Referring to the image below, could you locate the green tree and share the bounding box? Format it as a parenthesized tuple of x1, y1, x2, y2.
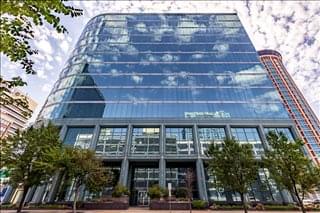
(207, 138, 259, 213)
(54, 147, 112, 213)
(263, 131, 320, 213)
(0, 0, 82, 108)
(0, 123, 62, 213)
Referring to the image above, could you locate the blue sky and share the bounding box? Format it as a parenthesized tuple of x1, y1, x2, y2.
(1, 0, 319, 121)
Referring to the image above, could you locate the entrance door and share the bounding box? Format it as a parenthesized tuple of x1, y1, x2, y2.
(130, 166, 159, 206)
(137, 191, 149, 206)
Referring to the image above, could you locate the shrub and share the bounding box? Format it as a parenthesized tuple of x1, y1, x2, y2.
(215, 205, 244, 210)
(174, 187, 188, 198)
(254, 203, 265, 210)
(111, 184, 129, 197)
(264, 204, 299, 211)
(148, 185, 168, 199)
(192, 200, 208, 209)
(161, 187, 169, 198)
(35, 204, 69, 209)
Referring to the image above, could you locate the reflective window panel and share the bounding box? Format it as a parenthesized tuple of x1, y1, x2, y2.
(64, 127, 94, 149)
(39, 14, 290, 120)
(166, 127, 194, 155)
(95, 127, 127, 156)
(204, 166, 283, 203)
(131, 127, 160, 155)
(231, 127, 264, 157)
(198, 127, 226, 155)
(264, 127, 294, 141)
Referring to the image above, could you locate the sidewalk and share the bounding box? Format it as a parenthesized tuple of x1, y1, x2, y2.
(0, 209, 302, 213)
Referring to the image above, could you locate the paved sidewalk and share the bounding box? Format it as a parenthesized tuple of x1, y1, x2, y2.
(0, 209, 302, 213)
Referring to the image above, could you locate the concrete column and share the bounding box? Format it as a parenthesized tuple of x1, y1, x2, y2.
(159, 124, 166, 188)
(46, 172, 61, 203)
(281, 189, 294, 204)
(31, 185, 46, 204)
(89, 125, 100, 150)
(159, 157, 166, 188)
(24, 186, 36, 203)
(257, 124, 269, 150)
(2, 185, 14, 203)
(59, 125, 68, 141)
(124, 124, 133, 156)
(160, 124, 165, 155)
(119, 124, 132, 187)
(119, 159, 129, 186)
(193, 124, 201, 156)
(225, 124, 232, 140)
(196, 158, 208, 201)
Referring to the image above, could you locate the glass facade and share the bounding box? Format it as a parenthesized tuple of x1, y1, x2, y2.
(95, 127, 127, 156)
(198, 127, 226, 155)
(205, 167, 283, 203)
(33, 14, 301, 206)
(64, 127, 94, 148)
(39, 14, 289, 120)
(231, 128, 264, 157)
(130, 167, 159, 206)
(259, 50, 320, 163)
(131, 127, 160, 155)
(264, 127, 294, 141)
(166, 127, 194, 155)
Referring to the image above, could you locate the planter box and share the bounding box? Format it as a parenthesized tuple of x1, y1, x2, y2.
(150, 200, 190, 210)
(82, 196, 129, 210)
(82, 201, 129, 210)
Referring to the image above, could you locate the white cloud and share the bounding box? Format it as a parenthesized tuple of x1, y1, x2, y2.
(161, 76, 178, 86)
(110, 69, 120, 76)
(60, 40, 70, 53)
(34, 39, 53, 55)
(55, 56, 62, 63)
(191, 54, 204, 59)
(175, 19, 206, 42)
(230, 65, 268, 86)
(135, 22, 148, 32)
(162, 54, 173, 62)
(1, 1, 319, 121)
(213, 43, 229, 58)
(41, 83, 52, 93)
(132, 75, 143, 84)
(36, 69, 47, 79)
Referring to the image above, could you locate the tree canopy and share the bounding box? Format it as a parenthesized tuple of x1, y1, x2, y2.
(0, 123, 62, 212)
(263, 131, 320, 213)
(207, 138, 259, 213)
(0, 0, 82, 109)
(53, 147, 112, 213)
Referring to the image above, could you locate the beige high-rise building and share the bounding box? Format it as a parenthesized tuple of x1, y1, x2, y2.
(0, 87, 37, 138)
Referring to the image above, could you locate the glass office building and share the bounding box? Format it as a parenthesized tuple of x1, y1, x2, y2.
(35, 13, 298, 205)
(259, 50, 320, 164)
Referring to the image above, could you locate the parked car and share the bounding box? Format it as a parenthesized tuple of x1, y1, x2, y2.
(302, 199, 314, 205)
(313, 199, 320, 204)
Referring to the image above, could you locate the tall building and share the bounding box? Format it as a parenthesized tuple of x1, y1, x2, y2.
(258, 50, 320, 164)
(35, 13, 299, 205)
(0, 87, 37, 138)
(0, 87, 37, 203)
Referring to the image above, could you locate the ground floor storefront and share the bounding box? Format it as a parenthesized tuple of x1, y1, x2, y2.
(1, 120, 306, 206)
(0, 209, 308, 213)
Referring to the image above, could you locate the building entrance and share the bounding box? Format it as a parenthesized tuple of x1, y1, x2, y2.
(137, 190, 149, 206)
(129, 163, 159, 206)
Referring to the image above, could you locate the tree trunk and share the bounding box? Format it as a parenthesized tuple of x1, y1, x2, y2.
(240, 193, 248, 213)
(189, 197, 192, 213)
(16, 185, 29, 213)
(293, 186, 306, 213)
